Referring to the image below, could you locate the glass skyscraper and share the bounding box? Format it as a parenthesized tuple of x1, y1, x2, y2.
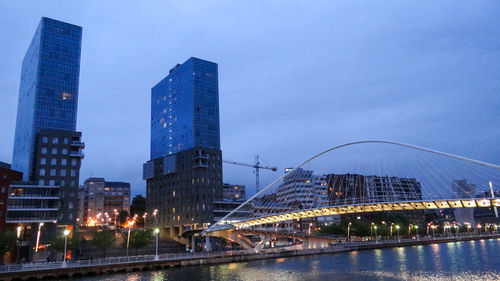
(12, 17, 82, 180)
(150, 57, 220, 159)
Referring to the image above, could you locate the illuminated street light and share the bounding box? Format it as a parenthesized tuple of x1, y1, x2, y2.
(415, 225, 419, 241)
(126, 220, 135, 257)
(35, 223, 44, 253)
(154, 228, 160, 260)
(347, 222, 352, 242)
(374, 225, 378, 244)
(396, 225, 400, 242)
(62, 229, 70, 267)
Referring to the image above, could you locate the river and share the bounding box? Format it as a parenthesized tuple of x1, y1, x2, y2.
(78, 238, 500, 281)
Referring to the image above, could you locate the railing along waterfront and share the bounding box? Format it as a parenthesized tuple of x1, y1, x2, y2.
(0, 233, 498, 273)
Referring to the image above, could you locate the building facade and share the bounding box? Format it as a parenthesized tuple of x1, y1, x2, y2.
(0, 162, 23, 230)
(8, 17, 83, 260)
(452, 179, 476, 225)
(78, 178, 130, 227)
(12, 17, 82, 181)
(145, 57, 223, 239)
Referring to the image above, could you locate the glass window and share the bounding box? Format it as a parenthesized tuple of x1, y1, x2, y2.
(40, 169, 45, 176)
(40, 158, 46, 165)
(51, 158, 57, 165)
(61, 159, 67, 166)
(52, 137, 58, 144)
(70, 169, 76, 176)
(62, 148, 68, 155)
(41, 147, 47, 154)
(61, 180, 65, 186)
(64, 138, 69, 144)
(42, 137, 48, 144)
(49, 180, 55, 186)
(50, 169, 56, 176)
(38, 180, 44, 185)
(61, 169, 66, 176)
(51, 148, 57, 155)
(71, 159, 77, 166)
(68, 202, 74, 209)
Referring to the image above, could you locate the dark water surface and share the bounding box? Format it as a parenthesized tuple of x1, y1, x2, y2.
(78, 238, 500, 281)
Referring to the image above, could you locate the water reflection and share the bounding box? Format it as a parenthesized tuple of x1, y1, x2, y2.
(77, 240, 500, 281)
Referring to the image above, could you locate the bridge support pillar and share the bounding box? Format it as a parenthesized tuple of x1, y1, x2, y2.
(205, 236, 212, 251)
(190, 235, 195, 253)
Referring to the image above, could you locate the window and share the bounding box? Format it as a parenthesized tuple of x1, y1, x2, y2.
(40, 169, 46, 176)
(50, 169, 56, 176)
(68, 202, 74, 209)
(52, 137, 58, 144)
(42, 137, 48, 144)
(61, 180, 65, 186)
(70, 169, 76, 176)
(40, 158, 46, 165)
(61, 159, 67, 166)
(49, 180, 55, 186)
(64, 138, 69, 144)
(38, 180, 44, 185)
(51, 148, 57, 155)
(61, 169, 66, 176)
(41, 147, 47, 154)
(70, 180, 75, 187)
(71, 159, 77, 166)
(51, 158, 57, 165)
(62, 148, 68, 155)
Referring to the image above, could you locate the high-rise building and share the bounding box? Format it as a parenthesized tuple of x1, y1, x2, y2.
(78, 178, 131, 227)
(12, 17, 82, 180)
(145, 57, 223, 241)
(8, 17, 83, 260)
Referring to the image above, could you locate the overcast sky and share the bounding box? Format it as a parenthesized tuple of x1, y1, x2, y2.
(1, 1, 499, 197)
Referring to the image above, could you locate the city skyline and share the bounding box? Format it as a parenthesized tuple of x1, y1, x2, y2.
(1, 1, 500, 197)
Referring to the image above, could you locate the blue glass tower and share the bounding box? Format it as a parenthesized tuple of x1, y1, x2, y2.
(150, 57, 220, 159)
(12, 17, 82, 180)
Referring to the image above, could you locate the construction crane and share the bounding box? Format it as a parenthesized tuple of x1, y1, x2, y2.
(223, 155, 278, 193)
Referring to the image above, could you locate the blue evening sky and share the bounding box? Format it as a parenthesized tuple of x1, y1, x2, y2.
(0, 1, 499, 196)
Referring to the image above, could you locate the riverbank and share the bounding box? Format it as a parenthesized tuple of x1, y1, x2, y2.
(1, 234, 499, 281)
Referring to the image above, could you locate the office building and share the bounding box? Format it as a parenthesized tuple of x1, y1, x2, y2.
(222, 183, 246, 202)
(8, 17, 83, 260)
(0, 162, 23, 230)
(78, 178, 131, 226)
(145, 57, 223, 240)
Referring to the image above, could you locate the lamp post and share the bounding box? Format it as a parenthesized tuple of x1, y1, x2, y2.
(415, 225, 419, 241)
(408, 224, 413, 239)
(347, 222, 352, 242)
(308, 223, 312, 235)
(35, 223, 44, 253)
(16, 226, 22, 263)
(62, 229, 70, 267)
(153, 209, 158, 226)
(126, 220, 135, 257)
(154, 228, 160, 260)
(431, 225, 436, 239)
(396, 225, 400, 242)
(390, 222, 394, 239)
(477, 224, 482, 236)
(374, 225, 378, 244)
(370, 222, 374, 240)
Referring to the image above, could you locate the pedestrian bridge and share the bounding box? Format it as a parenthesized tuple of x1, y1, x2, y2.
(204, 140, 500, 244)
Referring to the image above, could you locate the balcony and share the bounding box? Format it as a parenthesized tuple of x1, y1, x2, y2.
(69, 151, 85, 158)
(70, 140, 85, 148)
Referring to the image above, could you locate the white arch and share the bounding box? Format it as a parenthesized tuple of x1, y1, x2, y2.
(206, 140, 500, 233)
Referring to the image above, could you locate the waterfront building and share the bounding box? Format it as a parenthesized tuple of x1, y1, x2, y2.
(0, 162, 23, 230)
(144, 57, 223, 240)
(222, 184, 246, 202)
(276, 169, 328, 209)
(8, 17, 83, 260)
(78, 178, 131, 227)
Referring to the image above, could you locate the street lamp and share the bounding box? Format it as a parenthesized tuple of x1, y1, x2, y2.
(370, 222, 374, 240)
(431, 225, 436, 239)
(396, 225, 400, 242)
(153, 209, 158, 226)
(62, 229, 70, 267)
(374, 225, 378, 244)
(35, 223, 44, 253)
(308, 223, 312, 235)
(390, 222, 394, 238)
(154, 228, 160, 260)
(126, 220, 135, 257)
(415, 225, 419, 241)
(347, 222, 352, 242)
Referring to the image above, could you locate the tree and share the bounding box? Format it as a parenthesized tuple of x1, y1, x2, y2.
(126, 230, 153, 255)
(118, 210, 129, 225)
(130, 195, 146, 216)
(50, 235, 66, 254)
(0, 231, 16, 263)
(90, 230, 116, 258)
